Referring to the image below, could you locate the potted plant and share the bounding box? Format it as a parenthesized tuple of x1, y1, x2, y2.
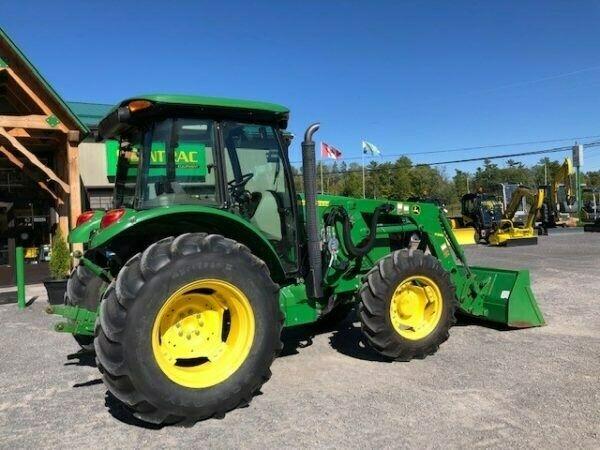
(44, 229, 70, 305)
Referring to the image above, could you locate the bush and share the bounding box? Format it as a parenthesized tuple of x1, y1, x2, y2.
(49, 228, 70, 280)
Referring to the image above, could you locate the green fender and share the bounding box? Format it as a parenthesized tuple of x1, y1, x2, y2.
(89, 205, 287, 281)
(68, 210, 104, 244)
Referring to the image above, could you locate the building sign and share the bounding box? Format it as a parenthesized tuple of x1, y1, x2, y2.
(105, 140, 207, 179)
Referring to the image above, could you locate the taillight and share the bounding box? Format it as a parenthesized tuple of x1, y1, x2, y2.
(100, 209, 125, 229)
(76, 210, 95, 227)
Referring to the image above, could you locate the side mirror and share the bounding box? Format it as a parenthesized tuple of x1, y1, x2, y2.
(117, 106, 131, 123)
(281, 131, 294, 151)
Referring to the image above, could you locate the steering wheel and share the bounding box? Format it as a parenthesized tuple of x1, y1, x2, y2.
(228, 172, 254, 192)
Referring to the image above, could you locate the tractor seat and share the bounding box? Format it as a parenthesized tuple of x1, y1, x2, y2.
(250, 191, 282, 241)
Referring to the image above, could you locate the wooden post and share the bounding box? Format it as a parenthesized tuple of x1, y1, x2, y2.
(66, 137, 84, 256)
(54, 137, 70, 239)
(67, 138, 81, 229)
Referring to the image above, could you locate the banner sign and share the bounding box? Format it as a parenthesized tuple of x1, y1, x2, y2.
(105, 140, 207, 178)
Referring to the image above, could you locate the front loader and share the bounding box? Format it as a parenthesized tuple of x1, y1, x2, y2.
(48, 95, 544, 425)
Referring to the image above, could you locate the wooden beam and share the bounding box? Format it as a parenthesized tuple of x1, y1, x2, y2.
(4, 67, 69, 132)
(66, 140, 81, 229)
(0, 115, 57, 130)
(7, 128, 31, 138)
(4, 85, 34, 114)
(67, 130, 80, 144)
(0, 145, 63, 204)
(0, 126, 70, 193)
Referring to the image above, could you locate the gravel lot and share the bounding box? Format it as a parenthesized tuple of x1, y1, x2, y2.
(0, 231, 598, 449)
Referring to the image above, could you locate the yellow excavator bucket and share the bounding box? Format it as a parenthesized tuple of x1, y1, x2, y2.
(450, 226, 477, 246)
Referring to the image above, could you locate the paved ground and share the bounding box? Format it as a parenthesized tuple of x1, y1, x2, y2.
(0, 232, 598, 449)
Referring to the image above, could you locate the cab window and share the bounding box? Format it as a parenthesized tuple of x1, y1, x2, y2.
(222, 122, 296, 269)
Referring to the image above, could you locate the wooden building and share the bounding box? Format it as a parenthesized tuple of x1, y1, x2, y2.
(0, 28, 91, 263)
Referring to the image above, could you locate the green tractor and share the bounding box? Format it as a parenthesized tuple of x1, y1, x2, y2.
(49, 94, 545, 425)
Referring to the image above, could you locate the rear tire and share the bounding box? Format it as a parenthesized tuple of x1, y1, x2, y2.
(359, 249, 457, 361)
(65, 264, 107, 351)
(95, 233, 283, 425)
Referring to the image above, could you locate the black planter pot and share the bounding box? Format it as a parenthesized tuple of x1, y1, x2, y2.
(44, 279, 68, 305)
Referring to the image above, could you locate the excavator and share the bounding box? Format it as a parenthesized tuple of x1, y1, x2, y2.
(488, 186, 545, 246)
(540, 158, 577, 229)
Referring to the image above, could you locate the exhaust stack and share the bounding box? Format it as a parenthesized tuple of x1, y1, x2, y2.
(301, 123, 323, 298)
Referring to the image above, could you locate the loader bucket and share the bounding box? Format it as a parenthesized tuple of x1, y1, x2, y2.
(461, 266, 545, 328)
(451, 227, 477, 246)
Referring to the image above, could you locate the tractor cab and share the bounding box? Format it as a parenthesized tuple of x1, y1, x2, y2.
(99, 95, 299, 270)
(460, 192, 502, 240)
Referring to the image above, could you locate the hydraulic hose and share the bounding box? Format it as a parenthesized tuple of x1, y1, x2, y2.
(326, 204, 393, 258)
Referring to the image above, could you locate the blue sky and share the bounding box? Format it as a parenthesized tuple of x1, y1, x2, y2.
(3, 1, 600, 172)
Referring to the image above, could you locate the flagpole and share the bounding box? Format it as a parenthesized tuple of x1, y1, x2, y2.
(320, 142, 324, 194)
(362, 141, 366, 199)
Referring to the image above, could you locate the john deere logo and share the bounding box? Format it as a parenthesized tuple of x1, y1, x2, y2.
(411, 205, 421, 215)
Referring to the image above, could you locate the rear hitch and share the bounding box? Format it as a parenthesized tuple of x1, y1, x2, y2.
(46, 304, 97, 336)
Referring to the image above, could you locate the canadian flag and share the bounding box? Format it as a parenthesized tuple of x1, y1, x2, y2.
(321, 142, 342, 160)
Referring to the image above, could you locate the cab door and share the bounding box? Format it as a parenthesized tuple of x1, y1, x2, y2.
(221, 121, 298, 272)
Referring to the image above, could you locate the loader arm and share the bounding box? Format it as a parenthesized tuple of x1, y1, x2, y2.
(525, 188, 545, 229)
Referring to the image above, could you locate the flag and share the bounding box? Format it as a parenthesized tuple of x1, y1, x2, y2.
(321, 142, 342, 160)
(362, 140, 381, 156)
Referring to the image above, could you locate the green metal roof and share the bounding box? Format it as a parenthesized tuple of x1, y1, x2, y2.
(120, 94, 289, 115)
(67, 101, 113, 128)
(0, 27, 89, 134)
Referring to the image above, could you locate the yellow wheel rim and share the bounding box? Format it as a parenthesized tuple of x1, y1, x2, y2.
(389, 275, 443, 341)
(152, 279, 255, 388)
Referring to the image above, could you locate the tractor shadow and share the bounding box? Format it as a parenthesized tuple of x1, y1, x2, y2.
(280, 307, 391, 363)
(281, 308, 516, 362)
(64, 349, 97, 367)
(328, 321, 392, 363)
(280, 326, 315, 357)
(104, 391, 258, 429)
(454, 312, 512, 331)
(105, 392, 164, 430)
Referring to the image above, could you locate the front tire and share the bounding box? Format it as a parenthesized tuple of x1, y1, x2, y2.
(359, 249, 457, 361)
(95, 233, 283, 425)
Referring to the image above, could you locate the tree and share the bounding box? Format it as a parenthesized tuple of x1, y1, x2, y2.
(49, 229, 70, 280)
(453, 169, 471, 198)
(584, 170, 600, 187)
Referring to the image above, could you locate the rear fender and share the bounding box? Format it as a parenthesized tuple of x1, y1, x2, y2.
(89, 206, 286, 282)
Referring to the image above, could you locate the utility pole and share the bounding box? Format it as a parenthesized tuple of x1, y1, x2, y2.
(466, 175, 470, 193)
(572, 144, 583, 220)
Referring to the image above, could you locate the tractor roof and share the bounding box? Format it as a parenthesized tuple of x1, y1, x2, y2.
(118, 94, 290, 115)
(97, 94, 290, 139)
